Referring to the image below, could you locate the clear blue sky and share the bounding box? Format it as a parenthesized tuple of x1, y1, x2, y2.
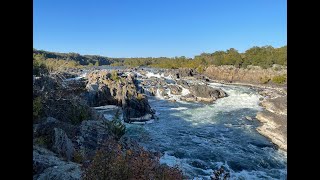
(33, 0, 287, 58)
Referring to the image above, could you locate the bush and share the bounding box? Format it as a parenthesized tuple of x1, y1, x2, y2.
(272, 75, 287, 84)
(69, 102, 92, 125)
(73, 149, 84, 164)
(33, 59, 48, 76)
(110, 70, 120, 81)
(33, 96, 42, 121)
(34, 135, 50, 147)
(82, 138, 184, 180)
(109, 110, 126, 140)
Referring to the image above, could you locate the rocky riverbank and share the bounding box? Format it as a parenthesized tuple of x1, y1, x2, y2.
(33, 69, 185, 179)
(256, 91, 287, 151)
(204, 65, 287, 85)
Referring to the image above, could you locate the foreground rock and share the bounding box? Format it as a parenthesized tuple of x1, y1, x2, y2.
(256, 95, 287, 151)
(33, 146, 81, 180)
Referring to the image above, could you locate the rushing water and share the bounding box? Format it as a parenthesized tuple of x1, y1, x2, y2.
(124, 72, 287, 179)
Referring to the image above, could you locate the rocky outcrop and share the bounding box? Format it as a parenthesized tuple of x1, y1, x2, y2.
(85, 70, 155, 123)
(260, 96, 287, 116)
(204, 65, 287, 85)
(256, 95, 287, 151)
(123, 95, 155, 123)
(174, 68, 195, 78)
(33, 146, 81, 180)
(52, 128, 75, 161)
(168, 84, 182, 95)
(190, 84, 226, 100)
(137, 69, 227, 103)
(78, 120, 112, 158)
(33, 117, 78, 150)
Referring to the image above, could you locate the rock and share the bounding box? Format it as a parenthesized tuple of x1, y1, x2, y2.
(123, 97, 155, 123)
(36, 163, 81, 180)
(260, 96, 287, 116)
(180, 94, 197, 102)
(204, 65, 287, 85)
(33, 146, 81, 180)
(189, 84, 227, 102)
(173, 68, 195, 78)
(256, 110, 287, 151)
(52, 128, 75, 161)
(78, 120, 112, 158)
(33, 117, 77, 146)
(168, 84, 182, 95)
(176, 80, 190, 88)
(85, 70, 155, 122)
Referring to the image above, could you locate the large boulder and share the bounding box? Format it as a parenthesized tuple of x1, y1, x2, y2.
(123, 96, 155, 123)
(33, 146, 81, 180)
(174, 68, 195, 78)
(78, 120, 112, 159)
(168, 84, 182, 95)
(33, 117, 78, 148)
(190, 84, 227, 99)
(52, 128, 75, 161)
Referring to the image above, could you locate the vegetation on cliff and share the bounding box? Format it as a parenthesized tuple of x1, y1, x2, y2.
(34, 45, 286, 71)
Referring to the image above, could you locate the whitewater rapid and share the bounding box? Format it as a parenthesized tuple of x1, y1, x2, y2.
(123, 70, 287, 179)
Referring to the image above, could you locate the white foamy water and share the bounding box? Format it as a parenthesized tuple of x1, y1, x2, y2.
(146, 72, 163, 78)
(181, 86, 190, 96)
(123, 70, 287, 179)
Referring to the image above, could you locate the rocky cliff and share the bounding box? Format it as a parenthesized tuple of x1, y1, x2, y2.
(85, 70, 155, 122)
(256, 91, 287, 151)
(204, 65, 287, 85)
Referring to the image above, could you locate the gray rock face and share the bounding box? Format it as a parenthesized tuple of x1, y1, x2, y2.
(190, 85, 226, 99)
(52, 128, 75, 161)
(204, 65, 287, 85)
(33, 117, 77, 150)
(33, 146, 81, 180)
(168, 84, 182, 95)
(256, 110, 287, 151)
(123, 97, 155, 123)
(260, 96, 287, 116)
(85, 70, 155, 122)
(256, 95, 287, 151)
(78, 120, 111, 158)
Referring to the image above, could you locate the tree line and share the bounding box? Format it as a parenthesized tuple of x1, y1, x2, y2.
(34, 45, 286, 70)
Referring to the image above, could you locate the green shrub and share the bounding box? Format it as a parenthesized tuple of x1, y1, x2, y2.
(109, 110, 125, 140)
(73, 149, 84, 163)
(69, 104, 91, 125)
(33, 96, 42, 121)
(110, 70, 120, 81)
(272, 75, 287, 84)
(34, 135, 50, 147)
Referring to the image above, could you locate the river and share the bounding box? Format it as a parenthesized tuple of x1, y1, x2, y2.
(123, 71, 287, 179)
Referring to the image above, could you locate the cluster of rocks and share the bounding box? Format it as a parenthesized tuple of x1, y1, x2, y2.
(137, 69, 227, 103)
(33, 115, 113, 179)
(84, 70, 155, 123)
